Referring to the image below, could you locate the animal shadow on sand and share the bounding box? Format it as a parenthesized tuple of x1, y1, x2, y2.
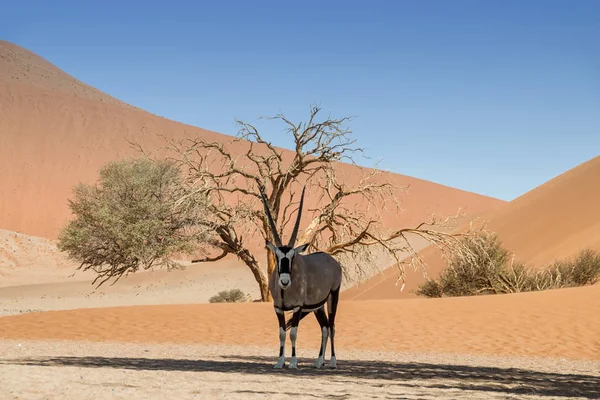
(3, 354, 598, 399)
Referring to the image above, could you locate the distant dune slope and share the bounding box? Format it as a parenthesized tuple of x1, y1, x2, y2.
(481, 155, 600, 266)
(0, 40, 138, 110)
(345, 155, 600, 300)
(0, 229, 83, 287)
(1, 41, 505, 293)
(0, 40, 503, 242)
(1, 284, 598, 360)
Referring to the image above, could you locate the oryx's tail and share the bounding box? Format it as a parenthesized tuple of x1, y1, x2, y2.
(284, 311, 311, 331)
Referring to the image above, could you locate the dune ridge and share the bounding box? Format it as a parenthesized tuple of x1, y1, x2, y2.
(0, 40, 139, 110)
(344, 155, 600, 300)
(1, 41, 503, 244)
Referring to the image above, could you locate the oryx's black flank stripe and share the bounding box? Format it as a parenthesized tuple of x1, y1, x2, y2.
(284, 294, 330, 330)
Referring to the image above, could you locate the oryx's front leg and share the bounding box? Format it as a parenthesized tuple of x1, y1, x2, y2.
(274, 307, 286, 368)
(288, 306, 302, 369)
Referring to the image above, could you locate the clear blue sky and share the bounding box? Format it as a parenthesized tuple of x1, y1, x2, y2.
(3, 0, 599, 201)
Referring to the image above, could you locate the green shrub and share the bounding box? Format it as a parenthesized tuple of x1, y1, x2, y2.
(416, 234, 600, 298)
(209, 289, 252, 303)
(57, 158, 208, 287)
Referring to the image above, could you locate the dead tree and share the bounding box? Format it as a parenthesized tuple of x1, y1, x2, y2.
(135, 105, 487, 301)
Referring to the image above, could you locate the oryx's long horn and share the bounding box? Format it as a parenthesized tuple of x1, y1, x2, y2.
(287, 186, 306, 247)
(258, 182, 282, 246)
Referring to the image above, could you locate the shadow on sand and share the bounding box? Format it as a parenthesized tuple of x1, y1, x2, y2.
(2, 354, 598, 398)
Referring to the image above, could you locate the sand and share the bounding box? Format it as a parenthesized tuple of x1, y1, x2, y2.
(2, 284, 599, 398)
(2, 284, 599, 361)
(1, 340, 598, 400)
(0, 259, 262, 316)
(2, 284, 598, 398)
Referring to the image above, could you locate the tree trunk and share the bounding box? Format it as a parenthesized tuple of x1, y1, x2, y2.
(267, 251, 277, 280)
(238, 248, 271, 302)
(264, 251, 278, 302)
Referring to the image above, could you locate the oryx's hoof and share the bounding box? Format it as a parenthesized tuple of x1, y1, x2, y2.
(328, 356, 337, 369)
(313, 356, 324, 369)
(273, 357, 285, 369)
(288, 357, 298, 369)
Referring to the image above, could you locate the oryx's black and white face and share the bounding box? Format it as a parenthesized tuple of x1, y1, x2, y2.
(266, 242, 309, 290)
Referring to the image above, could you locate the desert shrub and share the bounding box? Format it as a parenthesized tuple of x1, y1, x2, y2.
(416, 233, 513, 297)
(549, 249, 600, 286)
(416, 234, 600, 298)
(57, 158, 209, 287)
(209, 289, 251, 303)
(415, 279, 443, 298)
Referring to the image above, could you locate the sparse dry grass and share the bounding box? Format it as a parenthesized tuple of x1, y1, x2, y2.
(417, 234, 600, 298)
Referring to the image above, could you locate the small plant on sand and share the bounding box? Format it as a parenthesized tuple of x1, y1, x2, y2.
(57, 158, 210, 287)
(209, 288, 252, 303)
(416, 233, 600, 298)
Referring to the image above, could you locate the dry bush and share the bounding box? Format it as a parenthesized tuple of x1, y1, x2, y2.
(57, 158, 211, 287)
(548, 249, 600, 286)
(209, 289, 252, 303)
(416, 234, 600, 298)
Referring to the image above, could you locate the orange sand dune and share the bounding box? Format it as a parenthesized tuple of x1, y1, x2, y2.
(1, 40, 505, 293)
(481, 155, 600, 266)
(1, 284, 598, 360)
(0, 40, 503, 243)
(344, 155, 600, 301)
(0, 40, 138, 110)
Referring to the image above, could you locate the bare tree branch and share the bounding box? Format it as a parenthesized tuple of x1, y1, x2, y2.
(123, 104, 486, 301)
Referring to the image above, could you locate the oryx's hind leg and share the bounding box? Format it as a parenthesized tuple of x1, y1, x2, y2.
(273, 308, 286, 368)
(327, 287, 340, 368)
(288, 307, 303, 369)
(313, 306, 329, 368)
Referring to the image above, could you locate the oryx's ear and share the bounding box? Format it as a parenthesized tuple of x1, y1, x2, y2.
(293, 243, 310, 254)
(266, 240, 278, 254)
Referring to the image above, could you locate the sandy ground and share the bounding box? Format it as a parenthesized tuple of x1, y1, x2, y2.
(0, 263, 260, 316)
(0, 229, 266, 315)
(2, 284, 599, 361)
(1, 340, 598, 399)
(0, 229, 86, 287)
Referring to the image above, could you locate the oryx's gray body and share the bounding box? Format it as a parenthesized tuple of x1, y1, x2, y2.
(269, 251, 341, 313)
(258, 183, 342, 369)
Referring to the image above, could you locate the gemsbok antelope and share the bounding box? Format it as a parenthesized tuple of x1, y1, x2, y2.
(258, 183, 342, 369)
